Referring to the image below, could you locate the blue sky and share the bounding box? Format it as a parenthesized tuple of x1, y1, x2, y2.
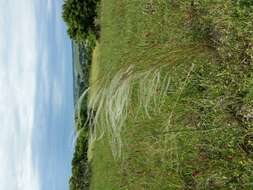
(0, 0, 74, 189)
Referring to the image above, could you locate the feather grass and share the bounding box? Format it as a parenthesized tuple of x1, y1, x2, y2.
(87, 64, 172, 158)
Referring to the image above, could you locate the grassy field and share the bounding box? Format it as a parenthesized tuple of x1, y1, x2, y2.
(88, 1, 253, 189)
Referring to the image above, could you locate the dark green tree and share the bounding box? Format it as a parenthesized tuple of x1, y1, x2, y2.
(62, 0, 98, 42)
(69, 130, 90, 190)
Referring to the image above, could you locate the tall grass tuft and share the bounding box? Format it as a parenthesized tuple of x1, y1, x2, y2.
(87, 64, 172, 158)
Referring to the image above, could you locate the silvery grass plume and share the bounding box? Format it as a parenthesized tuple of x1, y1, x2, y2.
(87, 64, 171, 159)
(72, 88, 89, 144)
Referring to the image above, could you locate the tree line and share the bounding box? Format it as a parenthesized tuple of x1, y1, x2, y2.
(62, 0, 100, 189)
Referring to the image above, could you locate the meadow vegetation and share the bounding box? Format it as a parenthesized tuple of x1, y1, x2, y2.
(64, 0, 253, 189)
(89, 0, 253, 189)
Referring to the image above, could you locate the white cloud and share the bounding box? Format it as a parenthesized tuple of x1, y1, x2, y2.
(47, 0, 53, 14)
(0, 0, 41, 189)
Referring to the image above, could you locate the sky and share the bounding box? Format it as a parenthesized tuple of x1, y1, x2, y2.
(0, 0, 75, 190)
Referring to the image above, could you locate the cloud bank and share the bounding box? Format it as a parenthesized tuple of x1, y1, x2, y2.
(0, 0, 40, 189)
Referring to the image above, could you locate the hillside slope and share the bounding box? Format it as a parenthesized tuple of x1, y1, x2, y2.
(88, 1, 253, 189)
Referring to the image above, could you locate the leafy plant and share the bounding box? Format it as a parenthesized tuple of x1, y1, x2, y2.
(62, 0, 99, 42)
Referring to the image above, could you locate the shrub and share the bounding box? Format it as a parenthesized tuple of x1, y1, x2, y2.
(62, 0, 99, 42)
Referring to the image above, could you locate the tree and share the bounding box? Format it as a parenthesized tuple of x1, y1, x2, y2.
(62, 0, 98, 42)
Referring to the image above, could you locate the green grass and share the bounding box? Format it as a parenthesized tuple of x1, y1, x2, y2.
(87, 0, 253, 189)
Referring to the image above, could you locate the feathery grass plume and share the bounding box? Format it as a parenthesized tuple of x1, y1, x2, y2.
(87, 64, 172, 159)
(138, 67, 171, 118)
(76, 88, 90, 122)
(87, 65, 135, 158)
(70, 88, 91, 151)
